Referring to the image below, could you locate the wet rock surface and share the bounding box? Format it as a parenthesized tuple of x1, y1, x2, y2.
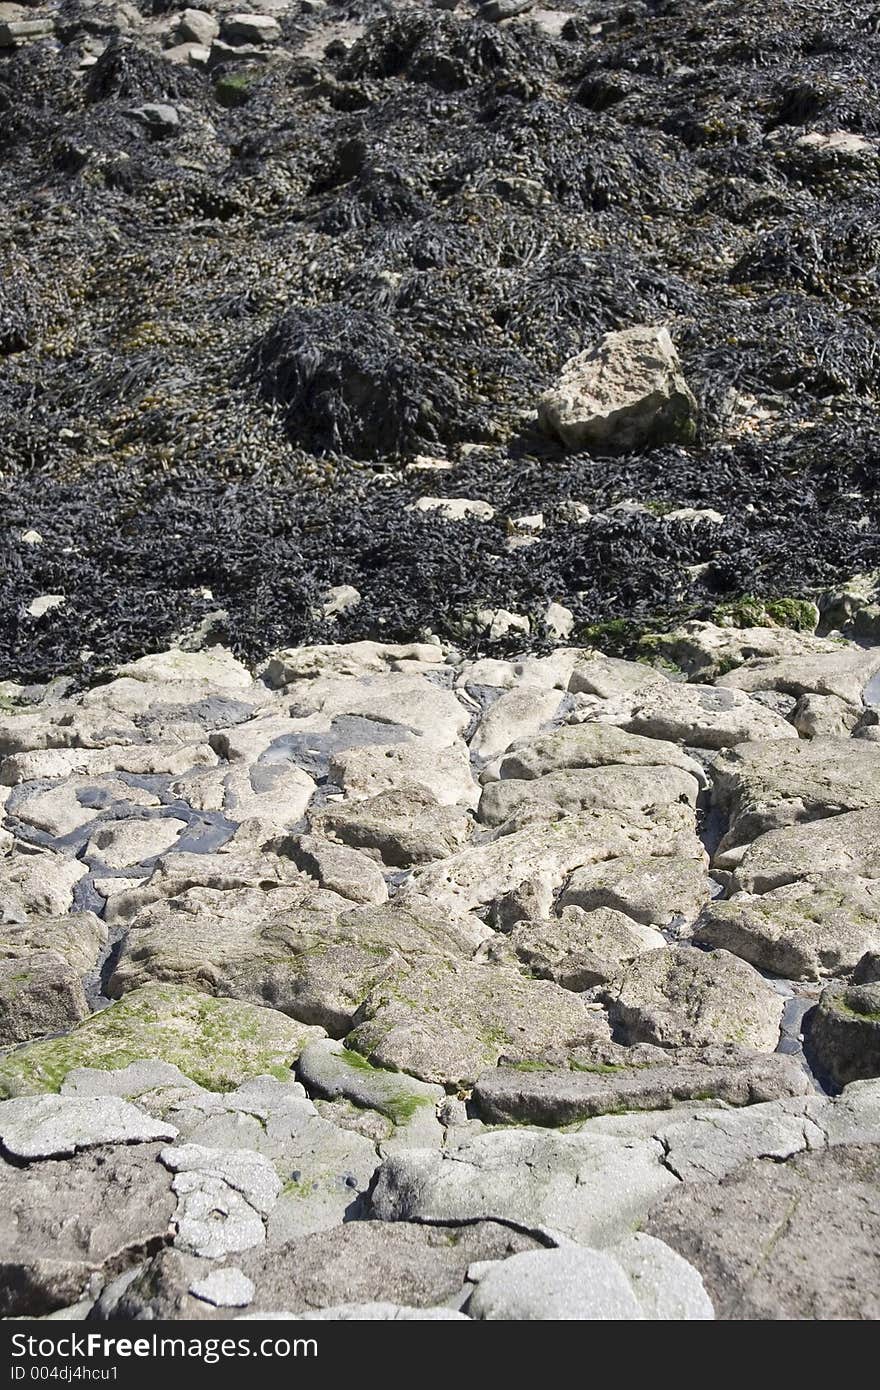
(2, 629, 880, 1319)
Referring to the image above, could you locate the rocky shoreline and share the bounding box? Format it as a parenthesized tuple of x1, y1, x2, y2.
(2, 627, 880, 1320)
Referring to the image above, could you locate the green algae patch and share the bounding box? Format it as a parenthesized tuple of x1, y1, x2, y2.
(711, 595, 819, 632)
(0, 982, 324, 1097)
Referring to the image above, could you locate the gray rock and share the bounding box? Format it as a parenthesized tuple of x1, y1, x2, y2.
(733, 809, 880, 893)
(0, 1095, 177, 1159)
(694, 876, 880, 981)
(0, 849, 87, 918)
(650, 621, 832, 682)
(566, 654, 669, 700)
(161, 1143, 281, 1257)
(820, 1078, 880, 1145)
(256, 1302, 470, 1319)
(537, 327, 697, 453)
(190, 1267, 254, 1308)
(472, 1051, 811, 1126)
(287, 835, 388, 905)
(0, 952, 89, 1044)
(0, 912, 107, 974)
(716, 645, 880, 706)
(0, 983, 322, 1098)
(310, 786, 472, 867)
(558, 855, 711, 928)
(0, 17, 54, 45)
(792, 693, 861, 738)
(469, 685, 563, 761)
(597, 947, 783, 1051)
(109, 893, 485, 1035)
(617, 683, 798, 749)
(131, 103, 180, 133)
(477, 765, 699, 829)
(370, 1127, 678, 1246)
(0, 1143, 176, 1317)
(503, 906, 665, 990)
(806, 981, 880, 1086)
(284, 672, 468, 750)
(479, 0, 534, 21)
(328, 740, 477, 808)
(297, 1039, 442, 1137)
(646, 1144, 880, 1319)
(494, 720, 704, 783)
(399, 804, 703, 917)
(656, 1098, 824, 1182)
(222, 12, 281, 43)
(176, 7, 218, 44)
(61, 1060, 199, 1099)
(466, 1246, 643, 1320)
(346, 955, 609, 1086)
(711, 737, 880, 860)
(612, 1232, 714, 1320)
(84, 816, 186, 869)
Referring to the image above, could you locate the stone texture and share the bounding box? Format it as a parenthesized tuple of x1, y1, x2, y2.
(0, 1143, 176, 1317)
(0, 1094, 176, 1159)
(297, 1039, 442, 1139)
(711, 737, 880, 860)
(0, 850, 87, 918)
(466, 1245, 643, 1319)
(494, 720, 705, 783)
(503, 905, 665, 989)
(190, 1267, 254, 1308)
(328, 739, 477, 808)
(733, 809, 880, 893)
(716, 644, 880, 706)
(477, 764, 699, 830)
(597, 947, 783, 1050)
(108, 893, 485, 1035)
(469, 685, 563, 761)
(537, 326, 698, 453)
(311, 786, 472, 867)
(370, 1127, 678, 1246)
(558, 855, 711, 928)
(694, 876, 880, 981)
(0, 912, 106, 974)
(0, 983, 323, 1097)
(646, 1144, 880, 1319)
(616, 683, 798, 748)
(806, 981, 880, 1087)
(346, 955, 608, 1086)
(471, 1051, 811, 1126)
(287, 835, 388, 905)
(84, 816, 186, 869)
(0, 952, 89, 1044)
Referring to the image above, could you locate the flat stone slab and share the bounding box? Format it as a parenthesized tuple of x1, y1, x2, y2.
(0, 1094, 177, 1159)
(646, 1143, 880, 1319)
(472, 1053, 811, 1126)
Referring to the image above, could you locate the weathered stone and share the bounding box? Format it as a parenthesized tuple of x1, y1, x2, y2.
(694, 876, 880, 981)
(161, 1143, 280, 1258)
(250, 1302, 470, 1320)
(13, 775, 160, 838)
(0, 849, 87, 918)
(115, 647, 252, 690)
(287, 835, 388, 904)
(103, 850, 306, 925)
(347, 956, 606, 1086)
(597, 947, 782, 1050)
(170, 761, 315, 828)
(371, 1127, 678, 1246)
(329, 739, 477, 808)
(0, 952, 89, 1044)
(537, 327, 697, 453)
(0, 1094, 176, 1160)
(466, 1245, 643, 1320)
(612, 1232, 714, 1320)
(806, 981, 880, 1086)
(157, 1076, 378, 1240)
(262, 642, 444, 689)
(61, 1060, 200, 1099)
(567, 654, 670, 700)
(651, 621, 833, 682)
(469, 686, 563, 761)
(820, 1078, 880, 1145)
(472, 1050, 810, 1126)
(0, 983, 322, 1097)
(410, 496, 494, 521)
(311, 786, 472, 867)
(190, 1266, 254, 1308)
(792, 693, 861, 738)
(558, 855, 711, 928)
(716, 645, 880, 706)
(655, 1098, 823, 1182)
(399, 804, 703, 916)
(297, 1040, 442, 1136)
(0, 1143, 176, 1317)
(504, 906, 665, 990)
(711, 737, 880, 860)
(477, 765, 699, 829)
(176, 7, 218, 45)
(109, 892, 485, 1035)
(494, 720, 705, 784)
(646, 1144, 880, 1319)
(733, 809, 880, 893)
(284, 674, 468, 749)
(84, 817, 186, 869)
(613, 683, 798, 749)
(222, 12, 281, 43)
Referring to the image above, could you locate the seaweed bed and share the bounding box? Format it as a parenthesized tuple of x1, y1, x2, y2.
(2, 0, 880, 684)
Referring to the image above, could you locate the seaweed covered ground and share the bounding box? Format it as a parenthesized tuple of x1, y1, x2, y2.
(2, 0, 880, 684)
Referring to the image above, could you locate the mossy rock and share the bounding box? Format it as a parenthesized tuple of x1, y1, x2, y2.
(711, 595, 819, 632)
(0, 982, 324, 1097)
(214, 71, 258, 109)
